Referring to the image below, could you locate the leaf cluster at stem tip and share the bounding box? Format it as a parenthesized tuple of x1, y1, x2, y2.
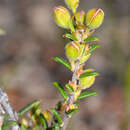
(51, 0, 104, 129)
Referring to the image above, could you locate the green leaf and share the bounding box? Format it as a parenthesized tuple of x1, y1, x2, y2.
(74, 102, 80, 107)
(18, 100, 40, 117)
(21, 124, 28, 130)
(86, 44, 100, 54)
(34, 126, 41, 130)
(53, 56, 71, 70)
(50, 109, 63, 125)
(54, 123, 60, 130)
(65, 84, 74, 93)
(84, 36, 99, 42)
(2, 121, 18, 130)
(56, 101, 62, 110)
(63, 33, 78, 41)
(4, 121, 18, 126)
(1, 123, 7, 130)
(79, 71, 99, 78)
(40, 114, 48, 130)
(78, 91, 97, 100)
(2, 124, 7, 130)
(53, 82, 68, 100)
(2, 114, 9, 121)
(66, 109, 78, 115)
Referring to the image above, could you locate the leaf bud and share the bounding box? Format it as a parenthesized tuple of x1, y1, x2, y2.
(72, 31, 81, 42)
(80, 54, 91, 64)
(76, 66, 83, 77)
(75, 11, 85, 26)
(43, 111, 51, 121)
(80, 44, 91, 64)
(65, 0, 79, 13)
(74, 88, 81, 100)
(66, 103, 76, 112)
(21, 118, 28, 128)
(86, 8, 104, 29)
(65, 42, 81, 61)
(69, 81, 77, 91)
(54, 6, 74, 30)
(80, 69, 95, 89)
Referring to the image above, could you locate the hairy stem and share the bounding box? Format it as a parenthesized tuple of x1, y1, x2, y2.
(61, 60, 80, 130)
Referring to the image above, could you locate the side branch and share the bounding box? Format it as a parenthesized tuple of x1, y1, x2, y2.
(0, 87, 20, 130)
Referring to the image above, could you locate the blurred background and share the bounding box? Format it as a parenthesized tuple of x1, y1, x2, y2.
(0, 0, 129, 130)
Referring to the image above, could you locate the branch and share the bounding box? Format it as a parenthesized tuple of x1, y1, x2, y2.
(61, 60, 80, 130)
(0, 87, 20, 130)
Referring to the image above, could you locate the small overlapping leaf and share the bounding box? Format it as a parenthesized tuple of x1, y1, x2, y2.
(86, 8, 104, 29)
(74, 11, 85, 26)
(65, 42, 81, 61)
(80, 53, 91, 64)
(54, 6, 73, 30)
(65, 0, 79, 13)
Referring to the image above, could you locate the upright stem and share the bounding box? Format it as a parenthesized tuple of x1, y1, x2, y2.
(61, 29, 85, 130)
(72, 60, 80, 83)
(61, 60, 81, 130)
